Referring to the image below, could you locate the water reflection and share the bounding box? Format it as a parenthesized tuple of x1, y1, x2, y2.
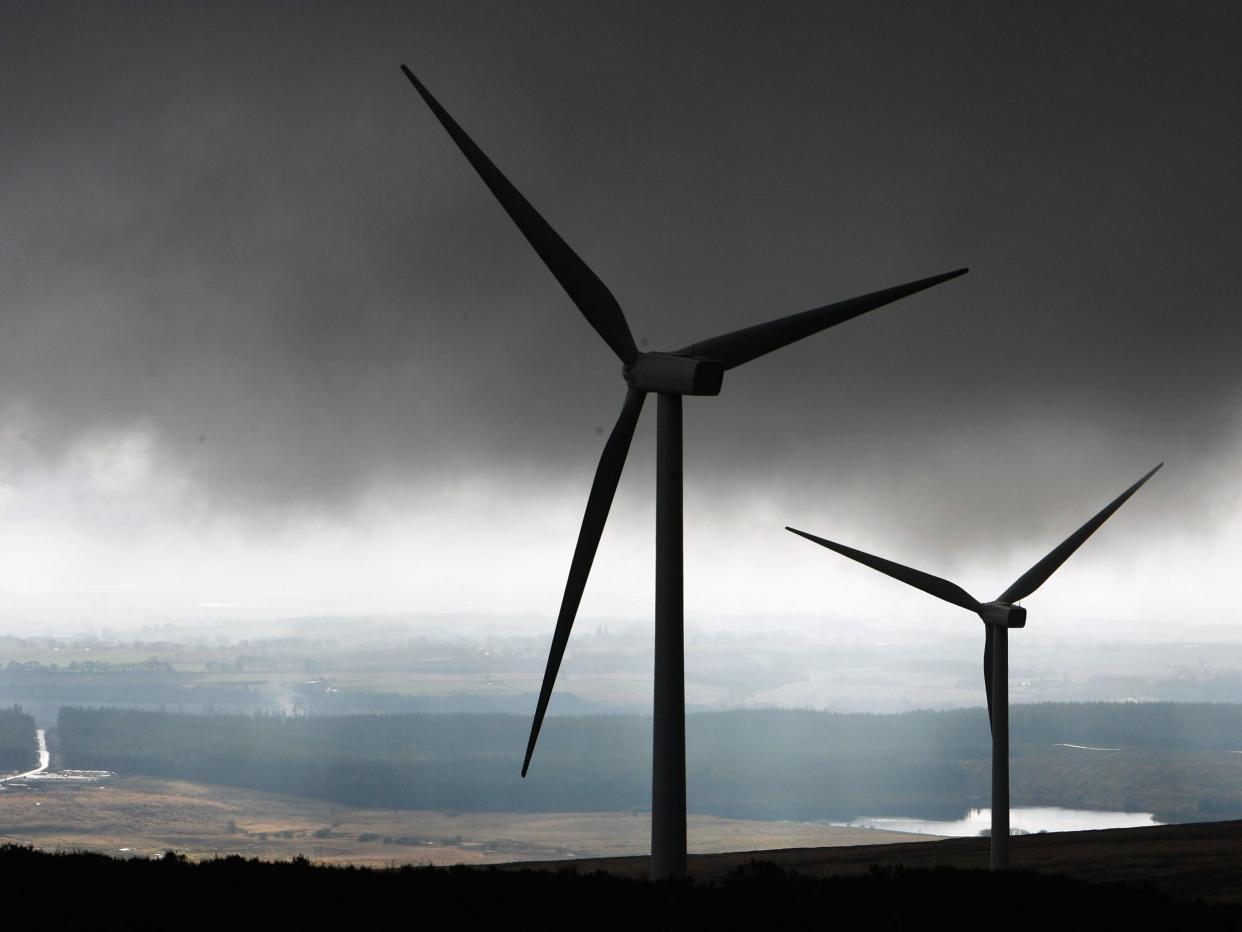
(848, 807, 1160, 837)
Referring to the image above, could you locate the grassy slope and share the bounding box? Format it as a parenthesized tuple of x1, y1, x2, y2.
(515, 818, 1242, 906)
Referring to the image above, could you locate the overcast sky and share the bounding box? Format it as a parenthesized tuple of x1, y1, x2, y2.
(0, 1, 1238, 637)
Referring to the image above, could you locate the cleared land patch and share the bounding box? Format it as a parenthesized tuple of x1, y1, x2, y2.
(0, 775, 936, 866)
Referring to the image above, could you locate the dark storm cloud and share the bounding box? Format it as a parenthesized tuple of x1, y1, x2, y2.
(1, 1, 1239, 546)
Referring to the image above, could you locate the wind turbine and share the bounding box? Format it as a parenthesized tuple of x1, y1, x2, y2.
(400, 65, 967, 879)
(786, 462, 1162, 870)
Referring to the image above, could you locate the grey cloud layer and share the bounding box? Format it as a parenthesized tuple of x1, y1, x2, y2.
(1, 1, 1238, 546)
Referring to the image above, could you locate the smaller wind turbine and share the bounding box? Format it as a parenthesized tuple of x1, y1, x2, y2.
(786, 462, 1162, 870)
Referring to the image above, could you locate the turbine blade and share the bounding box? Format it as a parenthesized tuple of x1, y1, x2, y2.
(983, 626, 994, 735)
(786, 527, 982, 613)
(678, 268, 967, 370)
(522, 389, 646, 776)
(997, 463, 1164, 604)
(401, 66, 639, 365)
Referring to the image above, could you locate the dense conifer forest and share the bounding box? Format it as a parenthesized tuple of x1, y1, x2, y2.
(58, 703, 1242, 822)
(0, 705, 36, 772)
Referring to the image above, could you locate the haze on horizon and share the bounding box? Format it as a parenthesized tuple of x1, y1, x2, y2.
(0, 2, 1238, 645)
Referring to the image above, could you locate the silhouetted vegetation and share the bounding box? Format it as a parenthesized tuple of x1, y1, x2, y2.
(4, 658, 173, 673)
(0, 845, 1235, 928)
(0, 667, 602, 717)
(57, 703, 1242, 822)
(0, 705, 36, 772)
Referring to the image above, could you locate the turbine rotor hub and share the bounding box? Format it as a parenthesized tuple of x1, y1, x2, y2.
(980, 601, 1027, 629)
(624, 352, 724, 396)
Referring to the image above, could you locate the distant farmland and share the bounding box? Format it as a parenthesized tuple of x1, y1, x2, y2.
(0, 774, 932, 865)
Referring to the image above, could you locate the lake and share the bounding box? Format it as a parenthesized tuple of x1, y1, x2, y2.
(847, 807, 1161, 836)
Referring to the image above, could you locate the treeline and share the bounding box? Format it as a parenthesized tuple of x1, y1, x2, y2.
(57, 704, 1242, 822)
(59, 707, 654, 813)
(291, 685, 608, 716)
(0, 705, 36, 773)
(3, 847, 1237, 929)
(0, 670, 265, 708)
(0, 670, 586, 716)
(4, 659, 174, 673)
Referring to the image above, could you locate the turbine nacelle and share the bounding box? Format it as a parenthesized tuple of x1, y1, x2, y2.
(624, 353, 724, 396)
(978, 601, 1027, 629)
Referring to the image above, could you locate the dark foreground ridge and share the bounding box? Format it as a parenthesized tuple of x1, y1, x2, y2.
(513, 818, 1242, 905)
(4, 823, 1241, 930)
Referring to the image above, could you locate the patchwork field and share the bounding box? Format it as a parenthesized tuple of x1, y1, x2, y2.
(0, 776, 936, 866)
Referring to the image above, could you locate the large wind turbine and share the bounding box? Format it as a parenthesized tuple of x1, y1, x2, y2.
(400, 65, 967, 879)
(786, 462, 1162, 870)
